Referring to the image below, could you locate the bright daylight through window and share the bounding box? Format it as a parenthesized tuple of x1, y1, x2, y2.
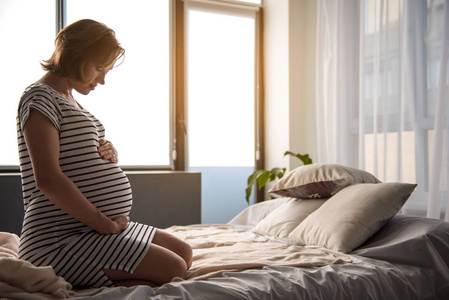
(0, 0, 170, 168)
(0, 0, 55, 166)
(187, 6, 256, 167)
(66, 0, 171, 167)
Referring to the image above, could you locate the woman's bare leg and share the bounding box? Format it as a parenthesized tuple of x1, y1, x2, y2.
(152, 229, 193, 269)
(103, 229, 192, 286)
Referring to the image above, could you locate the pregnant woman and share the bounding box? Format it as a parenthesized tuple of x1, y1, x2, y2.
(16, 19, 192, 288)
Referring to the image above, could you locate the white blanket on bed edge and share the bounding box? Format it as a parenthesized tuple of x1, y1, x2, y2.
(0, 232, 75, 300)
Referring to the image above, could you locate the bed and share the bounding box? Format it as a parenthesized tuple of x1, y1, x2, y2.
(1, 164, 449, 300)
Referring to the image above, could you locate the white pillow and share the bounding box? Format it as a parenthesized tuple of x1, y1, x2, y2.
(288, 183, 417, 253)
(268, 164, 381, 199)
(227, 198, 289, 226)
(252, 198, 326, 238)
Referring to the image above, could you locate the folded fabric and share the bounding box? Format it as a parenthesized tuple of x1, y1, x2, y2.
(0, 232, 75, 299)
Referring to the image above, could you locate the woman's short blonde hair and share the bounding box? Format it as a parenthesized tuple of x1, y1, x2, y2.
(41, 19, 125, 82)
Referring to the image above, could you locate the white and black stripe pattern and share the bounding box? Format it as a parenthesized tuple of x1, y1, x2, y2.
(16, 83, 156, 288)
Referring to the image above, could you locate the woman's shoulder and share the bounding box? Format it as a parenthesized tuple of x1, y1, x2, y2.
(19, 82, 65, 108)
(21, 82, 55, 98)
(17, 82, 65, 130)
(18, 82, 65, 117)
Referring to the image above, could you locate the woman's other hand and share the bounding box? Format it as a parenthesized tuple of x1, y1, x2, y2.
(107, 215, 130, 235)
(98, 139, 119, 163)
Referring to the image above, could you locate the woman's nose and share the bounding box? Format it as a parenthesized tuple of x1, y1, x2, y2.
(98, 73, 106, 85)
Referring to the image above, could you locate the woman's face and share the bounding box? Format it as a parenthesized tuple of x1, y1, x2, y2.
(70, 62, 110, 95)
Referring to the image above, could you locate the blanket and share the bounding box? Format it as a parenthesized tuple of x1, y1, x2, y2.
(0, 226, 351, 299)
(165, 226, 352, 280)
(0, 232, 74, 300)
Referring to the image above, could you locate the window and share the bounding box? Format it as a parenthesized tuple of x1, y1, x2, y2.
(0, 0, 55, 167)
(0, 0, 261, 176)
(184, 0, 260, 222)
(316, 0, 447, 218)
(0, 0, 172, 169)
(186, 4, 256, 167)
(66, 0, 172, 167)
(360, 0, 446, 213)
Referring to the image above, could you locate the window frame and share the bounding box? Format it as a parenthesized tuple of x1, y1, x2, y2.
(175, 0, 263, 174)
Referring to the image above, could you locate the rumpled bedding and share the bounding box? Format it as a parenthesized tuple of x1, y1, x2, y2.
(0, 232, 74, 300)
(3, 211, 449, 300)
(164, 225, 351, 280)
(70, 214, 449, 300)
(0, 226, 351, 299)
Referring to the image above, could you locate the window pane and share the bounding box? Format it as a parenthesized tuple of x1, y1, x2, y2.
(66, 0, 171, 166)
(186, 5, 257, 223)
(0, 0, 55, 166)
(187, 8, 255, 167)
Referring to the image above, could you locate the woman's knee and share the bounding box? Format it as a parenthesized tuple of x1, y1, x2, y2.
(168, 254, 188, 280)
(177, 239, 193, 269)
(104, 242, 189, 286)
(153, 230, 193, 269)
(140, 244, 188, 284)
(151, 251, 188, 284)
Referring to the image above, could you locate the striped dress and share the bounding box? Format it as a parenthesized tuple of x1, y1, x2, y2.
(16, 82, 156, 288)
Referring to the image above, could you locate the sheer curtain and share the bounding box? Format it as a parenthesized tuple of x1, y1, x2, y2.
(316, 0, 449, 220)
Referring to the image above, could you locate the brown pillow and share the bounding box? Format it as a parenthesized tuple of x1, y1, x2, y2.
(268, 164, 381, 199)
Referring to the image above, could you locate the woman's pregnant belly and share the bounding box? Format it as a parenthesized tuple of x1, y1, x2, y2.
(62, 152, 133, 219)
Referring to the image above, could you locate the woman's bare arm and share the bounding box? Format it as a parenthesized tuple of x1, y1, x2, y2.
(23, 108, 128, 235)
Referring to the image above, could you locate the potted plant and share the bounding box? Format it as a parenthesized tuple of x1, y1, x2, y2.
(245, 151, 313, 204)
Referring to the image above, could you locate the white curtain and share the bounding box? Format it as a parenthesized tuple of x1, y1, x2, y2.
(316, 0, 449, 220)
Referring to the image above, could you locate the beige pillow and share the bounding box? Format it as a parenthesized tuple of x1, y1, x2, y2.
(252, 198, 326, 238)
(287, 183, 417, 253)
(268, 163, 381, 199)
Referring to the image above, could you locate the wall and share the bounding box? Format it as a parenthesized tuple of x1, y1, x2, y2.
(264, 0, 318, 172)
(263, 0, 290, 171)
(190, 166, 255, 224)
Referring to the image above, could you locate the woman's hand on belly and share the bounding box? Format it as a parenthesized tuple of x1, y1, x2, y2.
(98, 139, 119, 164)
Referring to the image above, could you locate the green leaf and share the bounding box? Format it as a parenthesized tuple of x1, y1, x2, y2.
(245, 185, 253, 204)
(270, 167, 286, 181)
(246, 169, 268, 204)
(284, 151, 313, 165)
(257, 171, 271, 189)
(247, 170, 265, 185)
